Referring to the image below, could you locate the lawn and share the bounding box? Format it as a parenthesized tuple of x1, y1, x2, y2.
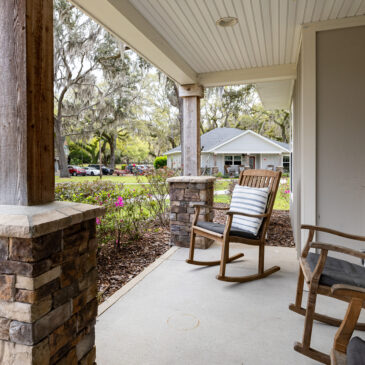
(55, 175, 148, 183)
(214, 192, 290, 210)
(214, 179, 236, 191)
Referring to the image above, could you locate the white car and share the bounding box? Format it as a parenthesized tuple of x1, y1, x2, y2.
(84, 167, 101, 176)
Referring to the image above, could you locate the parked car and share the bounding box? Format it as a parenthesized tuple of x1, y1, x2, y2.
(84, 167, 100, 176)
(68, 165, 86, 176)
(68, 165, 77, 176)
(88, 164, 114, 175)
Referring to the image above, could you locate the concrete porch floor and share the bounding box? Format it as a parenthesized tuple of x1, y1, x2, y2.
(96, 243, 365, 365)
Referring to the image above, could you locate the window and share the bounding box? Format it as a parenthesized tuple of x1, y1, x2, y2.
(283, 155, 290, 173)
(224, 156, 233, 165)
(233, 156, 242, 165)
(225, 155, 242, 166)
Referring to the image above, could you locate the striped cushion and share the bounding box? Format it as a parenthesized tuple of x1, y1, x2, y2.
(229, 185, 269, 236)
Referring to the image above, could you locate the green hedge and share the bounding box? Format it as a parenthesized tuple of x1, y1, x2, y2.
(153, 156, 167, 169)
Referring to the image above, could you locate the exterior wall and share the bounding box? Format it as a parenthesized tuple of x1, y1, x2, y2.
(201, 153, 212, 168)
(316, 26, 365, 255)
(260, 154, 281, 170)
(291, 22, 365, 256)
(214, 132, 285, 154)
(167, 154, 181, 169)
(216, 155, 225, 174)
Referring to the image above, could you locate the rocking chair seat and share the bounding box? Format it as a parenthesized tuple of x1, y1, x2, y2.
(307, 252, 365, 288)
(347, 337, 365, 365)
(196, 221, 259, 240)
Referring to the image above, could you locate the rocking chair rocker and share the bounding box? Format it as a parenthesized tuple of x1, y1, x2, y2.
(186, 169, 282, 283)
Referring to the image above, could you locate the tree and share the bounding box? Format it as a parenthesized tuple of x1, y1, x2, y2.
(54, 0, 104, 176)
(54, 1, 148, 176)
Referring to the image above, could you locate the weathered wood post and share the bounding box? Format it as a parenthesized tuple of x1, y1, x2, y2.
(168, 85, 215, 249)
(0, 1, 103, 363)
(179, 84, 204, 176)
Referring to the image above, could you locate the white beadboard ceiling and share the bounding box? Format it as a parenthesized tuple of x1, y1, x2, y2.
(130, 0, 365, 73)
(71, 0, 365, 108)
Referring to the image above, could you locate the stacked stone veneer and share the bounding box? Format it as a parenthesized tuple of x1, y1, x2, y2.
(0, 202, 104, 365)
(167, 176, 216, 249)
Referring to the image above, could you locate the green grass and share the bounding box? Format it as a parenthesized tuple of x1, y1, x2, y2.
(213, 194, 232, 204)
(55, 175, 148, 183)
(214, 193, 289, 210)
(214, 180, 232, 191)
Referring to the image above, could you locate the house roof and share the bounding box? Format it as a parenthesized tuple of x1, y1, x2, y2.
(165, 128, 290, 155)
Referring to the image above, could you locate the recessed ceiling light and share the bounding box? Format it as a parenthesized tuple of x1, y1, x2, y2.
(216, 16, 238, 27)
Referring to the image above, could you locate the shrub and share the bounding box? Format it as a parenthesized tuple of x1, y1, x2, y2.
(138, 168, 177, 226)
(55, 181, 149, 246)
(215, 172, 223, 178)
(153, 156, 167, 169)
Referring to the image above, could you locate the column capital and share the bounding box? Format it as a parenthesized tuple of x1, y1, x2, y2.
(178, 84, 204, 98)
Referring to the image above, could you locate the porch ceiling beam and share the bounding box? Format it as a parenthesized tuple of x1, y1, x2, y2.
(198, 64, 297, 87)
(70, 0, 197, 85)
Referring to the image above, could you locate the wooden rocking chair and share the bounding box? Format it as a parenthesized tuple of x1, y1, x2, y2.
(289, 225, 365, 364)
(331, 291, 365, 365)
(186, 169, 282, 283)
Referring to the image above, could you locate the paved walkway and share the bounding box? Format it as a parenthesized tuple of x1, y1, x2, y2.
(96, 243, 365, 365)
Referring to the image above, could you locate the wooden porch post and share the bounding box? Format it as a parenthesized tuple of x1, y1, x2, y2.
(0, 0, 54, 206)
(179, 84, 204, 176)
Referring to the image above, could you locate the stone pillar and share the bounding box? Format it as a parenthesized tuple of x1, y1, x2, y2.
(167, 176, 215, 249)
(0, 202, 104, 364)
(179, 84, 204, 176)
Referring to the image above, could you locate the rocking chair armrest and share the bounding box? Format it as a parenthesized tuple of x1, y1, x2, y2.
(310, 242, 365, 260)
(226, 211, 268, 218)
(192, 204, 229, 211)
(331, 284, 365, 300)
(301, 225, 365, 242)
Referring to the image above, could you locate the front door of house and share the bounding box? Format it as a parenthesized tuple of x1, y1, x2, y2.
(249, 156, 255, 169)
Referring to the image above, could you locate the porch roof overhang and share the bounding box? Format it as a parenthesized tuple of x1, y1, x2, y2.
(70, 0, 365, 109)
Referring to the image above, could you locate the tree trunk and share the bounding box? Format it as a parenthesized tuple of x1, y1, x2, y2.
(99, 134, 102, 179)
(109, 134, 117, 169)
(54, 119, 69, 178)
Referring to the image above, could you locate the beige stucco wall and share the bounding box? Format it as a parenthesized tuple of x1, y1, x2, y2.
(316, 26, 365, 254)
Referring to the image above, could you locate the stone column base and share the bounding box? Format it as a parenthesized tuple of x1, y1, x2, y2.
(167, 176, 216, 249)
(0, 202, 104, 365)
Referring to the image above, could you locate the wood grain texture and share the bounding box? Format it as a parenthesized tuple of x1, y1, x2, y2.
(0, 0, 54, 205)
(182, 96, 201, 176)
(291, 223, 365, 363)
(187, 169, 282, 284)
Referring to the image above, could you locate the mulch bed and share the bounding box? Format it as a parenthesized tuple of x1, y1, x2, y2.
(97, 224, 170, 303)
(97, 205, 294, 303)
(213, 203, 295, 247)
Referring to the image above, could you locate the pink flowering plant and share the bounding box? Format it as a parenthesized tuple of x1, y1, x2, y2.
(55, 180, 150, 247)
(138, 167, 177, 226)
(276, 178, 291, 210)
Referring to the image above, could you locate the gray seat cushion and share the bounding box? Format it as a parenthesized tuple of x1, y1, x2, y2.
(195, 221, 259, 240)
(307, 252, 365, 288)
(347, 337, 365, 365)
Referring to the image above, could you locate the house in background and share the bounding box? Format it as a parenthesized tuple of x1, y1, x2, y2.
(165, 128, 290, 175)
